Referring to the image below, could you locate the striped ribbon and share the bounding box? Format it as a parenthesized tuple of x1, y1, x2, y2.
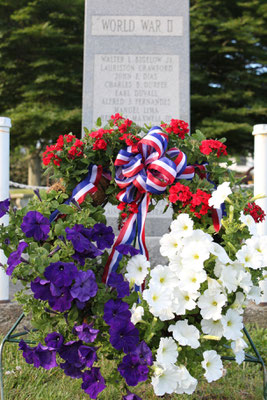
(49, 164, 103, 223)
(102, 126, 194, 285)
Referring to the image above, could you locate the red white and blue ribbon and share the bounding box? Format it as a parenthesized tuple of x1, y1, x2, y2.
(49, 164, 103, 223)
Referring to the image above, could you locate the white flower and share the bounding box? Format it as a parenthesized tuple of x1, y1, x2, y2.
(201, 318, 224, 339)
(231, 337, 248, 364)
(170, 213, 194, 237)
(168, 320, 200, 349)
(143, 285, 174, 320)
(182, 229, 213, 250)
(240, 212, 257, 235)
(125, 254, 150, 286)
(130, 303, 144, 324)
(178, 268, 207, 292)
(246, 285, 262, 304)
(150, 265, 179, 289)
(246, 235, 267, 266)
(160, 233, 181, 258)
(198, 289, 227, 320)
(151, 363, 180, 396)
(201, 350, 223, 382)
(218, 265, 239, 293)
(209, 182, 232, 209)
(221, 309, 243, 340)
(175, 365, 198, 395)
(210, 242, 231, 264)
(231, 291, 246, 314)
(171, 289, 199, 315)
(181, 242, 209, 270)
(236, 245, 262, 270)
(156, 337, 178, 367)
(168, 255, 183, 276)
(236, 270, 253, 294)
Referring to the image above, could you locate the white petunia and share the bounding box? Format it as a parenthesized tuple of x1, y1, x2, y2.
(168, 255, 184, 276)
(231, 291, 246, 314)
(150, 265, 179, 289)
(130, 303, 144, 324)
(210, 242, 231, 264)
(246, 235, 267, 266)
(201, 318, 224, 339)
(175, 365, 198, 395)
(236, 245, 262, 270)
(159, 233, 181, 258)
(125, 254, 150, 286)
(202, 350, 223, 382)
(231, 337, 248, 364)
(182, 229, 213, 249)
(221, 309, 243, 340)
(236, 270, 253, 294)
(240, 211, 257, 235)
(170, 213, 194, 237)
(168, 320, 200, 349)
(209, 182, 232, 209)
(181, 242, 210, 270)
(178, 268, 207, 292)
(151, 363, 180, 396)
(218, 265, 239, 293)
(198, 288, 227, 320)
(246, 285, 262, 305)
(171, 289, 199, 315)
(143, 284, 174, 321)
(156, 337, 178, 367)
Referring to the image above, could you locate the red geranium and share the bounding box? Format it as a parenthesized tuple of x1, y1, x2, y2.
(244, 202, 266, 223)
(199, 140, 227, 157)
(93, 139, 107, 151)
(162, 119, 189, 139)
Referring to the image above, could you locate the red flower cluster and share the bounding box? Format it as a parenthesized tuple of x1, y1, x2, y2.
(93, 139, 107, 151)
(117, 201, 139, 220)
(169, 183, 211, 219)
(244, 202, 266, 223)
(68, 139, 84, 159)
(42, 134, 83, 166)
(89, 128, 114, 139)
(111, 113, 123, 122)
(162, 119, 189, 139)
(199, 140, 227, 157)
(43, 145, 62, 166)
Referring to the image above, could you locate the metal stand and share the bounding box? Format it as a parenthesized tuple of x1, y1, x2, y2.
(0, 315, 266, 400)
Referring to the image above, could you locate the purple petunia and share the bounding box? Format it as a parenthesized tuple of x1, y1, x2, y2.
(116, 244, 140, 256)
(45, 332, 64, 350)
(118, 354, 149, 386)
(107, 272, 130, 299)
(31, 277, 52, 301)
(81, 368, 106, 399)
(109, 321, 139, 353)
(48, 285, 73, 312)
(91, 223, 114, 250)
(6, 241, 28, 276)
(78, 345, 97, 368)
(123, 392, 142, 400)
(132, 341, 153, 366)
(73, 322, 99, 343)
(19, 340, 57, 370)
(44, 261, 78, 288)
(70, 270, 98, 303)
(21, 211, 50, 241)
(60, 361, 83, 379)
(0, 198, 10, 218)
(103, 299, 131, 328)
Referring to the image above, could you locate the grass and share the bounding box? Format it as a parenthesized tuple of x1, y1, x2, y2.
(1, 324, 266, 400)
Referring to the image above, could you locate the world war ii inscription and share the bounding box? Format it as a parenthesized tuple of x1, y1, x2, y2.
(82, 0, 189, 130)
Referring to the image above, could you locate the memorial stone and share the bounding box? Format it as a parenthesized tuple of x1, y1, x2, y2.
(82, 0, 190, 129)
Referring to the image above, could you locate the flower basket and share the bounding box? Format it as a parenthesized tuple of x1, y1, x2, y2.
(0, 114, 266, 399)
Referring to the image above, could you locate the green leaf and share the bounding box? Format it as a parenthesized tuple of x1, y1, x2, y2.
(57, 204, 76, 214)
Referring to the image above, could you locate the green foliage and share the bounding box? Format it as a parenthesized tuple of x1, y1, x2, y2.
(190, 0, 267, 154)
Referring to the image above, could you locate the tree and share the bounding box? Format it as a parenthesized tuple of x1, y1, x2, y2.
(0, 0, 84, 183)
(190, 0, 267, 154)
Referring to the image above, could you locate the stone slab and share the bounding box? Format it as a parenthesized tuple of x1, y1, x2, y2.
(82, 0, 190, 131)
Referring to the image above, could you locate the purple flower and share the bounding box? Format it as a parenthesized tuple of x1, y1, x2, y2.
(132, 341, 153, 366)
(78, 345, 97, 368)
(0, 199, 10, 218)
(21, 211, 50, 241)
(109, 322, 139, 353)
(73, 323, 99, 343)
(60, 361, 83, 379)
(91, 223, 114, 250)
(48, 286, 73, 312)
(103, 299, 131, 328)
(82, 368, 106, 399)
(31, 277, 52, 301)
(116, 244, 140, 256)
(6, 241, 28, 276)
(70, 270, 98, 302)
(45, 332, 64, 350)
(123, 392, 142, 400)
(19, 340, 57, 370)
(44, 262, 78, 288)
(107, 272, 130, 298)
(58, 340, 84, 367)
(66, 224, 102, 265)
(118, 354, 149, 386)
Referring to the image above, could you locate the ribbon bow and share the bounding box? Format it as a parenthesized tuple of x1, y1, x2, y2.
(102, 126, 194, 286)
